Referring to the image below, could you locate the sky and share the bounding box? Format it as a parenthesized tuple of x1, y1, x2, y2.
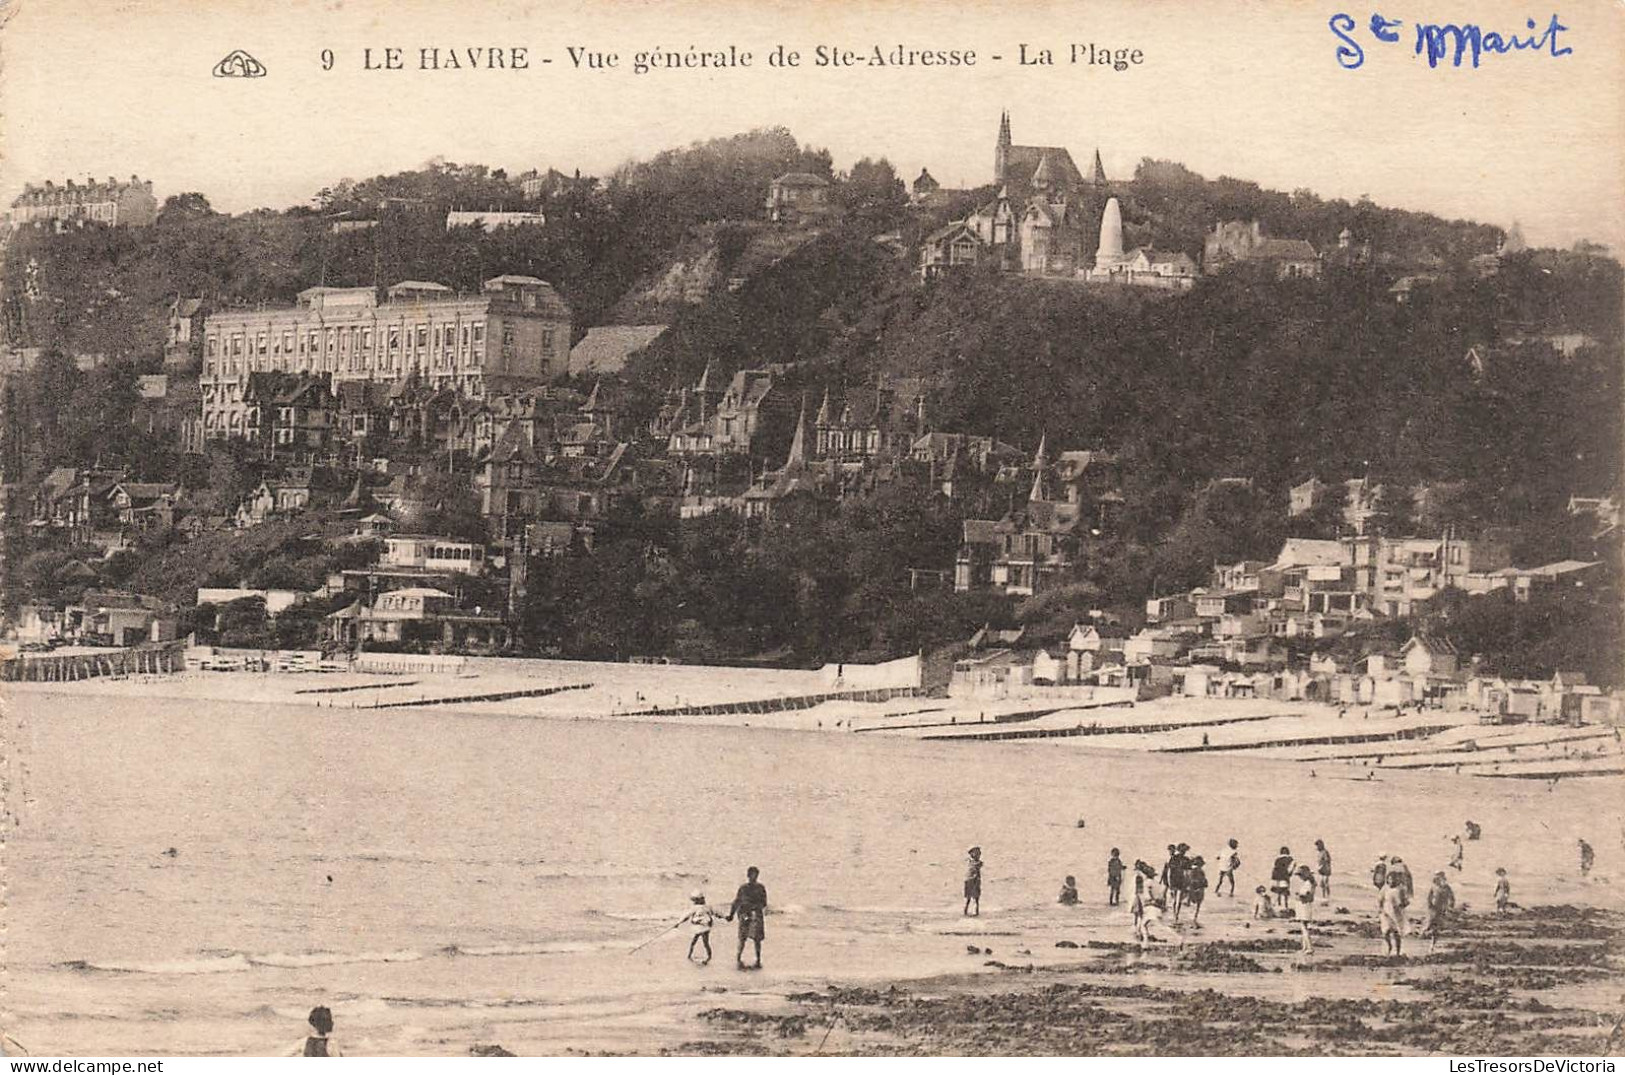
(2, 0, 1622, 252)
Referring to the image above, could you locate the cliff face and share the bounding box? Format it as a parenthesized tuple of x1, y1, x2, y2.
(606, 221, 825, 324)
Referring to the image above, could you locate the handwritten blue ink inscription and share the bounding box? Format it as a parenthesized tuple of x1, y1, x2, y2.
(1328, 12, 1572, 69)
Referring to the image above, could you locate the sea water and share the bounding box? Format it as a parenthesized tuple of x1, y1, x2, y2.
(3, 692, 1619, 1055)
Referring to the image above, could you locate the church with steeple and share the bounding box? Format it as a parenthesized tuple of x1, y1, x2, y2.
(920, 111, 1112, 279)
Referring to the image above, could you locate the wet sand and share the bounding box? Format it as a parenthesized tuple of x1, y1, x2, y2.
(663, 904, 1625, 1056)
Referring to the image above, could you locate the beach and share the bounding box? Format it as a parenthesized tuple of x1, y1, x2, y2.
(2, 680, 1621, 1055)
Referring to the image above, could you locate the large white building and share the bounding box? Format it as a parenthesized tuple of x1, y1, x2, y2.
(200, 275, 571, 441)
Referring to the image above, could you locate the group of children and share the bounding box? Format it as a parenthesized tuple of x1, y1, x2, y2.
(1052, 837, 1339, 954)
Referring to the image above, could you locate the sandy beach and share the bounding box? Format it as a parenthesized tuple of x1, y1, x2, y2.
(9, 659, 1620, 778)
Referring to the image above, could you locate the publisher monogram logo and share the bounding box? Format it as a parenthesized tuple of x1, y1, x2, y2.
(213, 50, 267, 78)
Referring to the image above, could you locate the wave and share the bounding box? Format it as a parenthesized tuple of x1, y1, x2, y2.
(587, 909, 681, 923)
(443, 941, 607, 958)
(60, 954, 253, 975)
(59, 932, 651, 979)
(247, 949, 425, 969)
(817, 904, 949, 916)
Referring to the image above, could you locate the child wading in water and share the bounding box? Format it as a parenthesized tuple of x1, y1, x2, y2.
(683, 890, 717, 963)
(1251, 885, 1274, 920)
(1106, 849, 1125, 906)
(1058, 875, 1079, 905)
(1378, 872, 1409, 958)
(963, 847, 983, 916)
(1184, 856, 1208, 927)
(1494, 868, 1511, 914)
(289, 1006, 344, 1057)
(1131, 860, 1156, 935)
(1215, 838, 1240, 896)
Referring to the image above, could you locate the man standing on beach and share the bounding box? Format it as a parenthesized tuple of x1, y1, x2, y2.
(727, 866, 768, 970)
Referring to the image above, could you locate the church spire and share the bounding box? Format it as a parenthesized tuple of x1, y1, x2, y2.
(1029, 433, 1048, 502)
(1092, 148, 1107, 186)
(785, 395, 808, 470)
(995, 110, 1012, 186)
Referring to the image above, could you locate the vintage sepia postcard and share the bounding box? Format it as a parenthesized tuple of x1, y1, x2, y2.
(0, 0, 1622, 1060)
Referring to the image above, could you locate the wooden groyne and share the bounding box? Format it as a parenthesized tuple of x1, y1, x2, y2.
(296, 679, 422, 695)
(918, 705, 1268, 742)
(1158, 724, 1456, 753)
(358, 682, 592, 710)
(619, 685, 924, 718)
(1, 644, 186, 682)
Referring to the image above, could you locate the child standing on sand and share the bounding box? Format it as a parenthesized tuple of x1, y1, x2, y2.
(1494, 868, 1511, 914)
(1058, 875, 1079, 905)
(683, 891, 717, 964)
(1106, 849, 1124, 906)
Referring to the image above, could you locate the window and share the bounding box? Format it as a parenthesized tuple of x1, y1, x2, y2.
(281, 330, 293, 353)
(308, 330, 319, 353)
(207, 336, 218, 356)
(362, 328, 373, 351)
(501, 326, 515, 351)
(256, 332, 267, 355)
(472, 324, 484, 343)
(416, 326, 429, 348)
(231, 335, 243, 356)
(542, 328, 555, 351)
(388, 327, 400, 351)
